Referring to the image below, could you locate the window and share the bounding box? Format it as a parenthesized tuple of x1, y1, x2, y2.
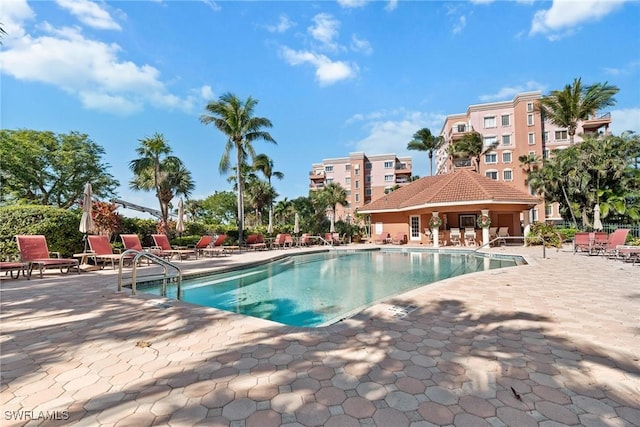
(555, 130, 568, 140)
(345, 177, 351, 185)
(503, 169, 513, 181)
(484, 153, 497, 164)
(542, 131, 549, 143)
(485, 170, 498, 180)
(346, 190, 351, 197)
(459, 214, 477, 228)
(365, 163, 372, 170)
(325, 165, 333, 173)
(355, 180, 359, 189)
(528, 133, 535, 145)
(527, 114, 534, 126)
(484, 116, 496, 128)
(527, 102, 534, 112)
(326, 178, 333, 184)
(501, 134, 511, 145)
(456, 124, 467, 132)
(365, 188, 372, 196)
(543, 149, 550, 159)
(530, 208, 538, 222)
(354, 194, 360, 202)
(384, 161, 394, 169)
(484, 135, 497, 147)
(384, 175, 394, 182)
(354, 168, 359, 176)
(502, 152, 512, 163)
(501, 114, 510, 126)
(545, 204, 553, 217)
(345, 164, 351, 171)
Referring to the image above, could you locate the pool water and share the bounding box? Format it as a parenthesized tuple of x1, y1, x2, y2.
(143, 250, 523, 327)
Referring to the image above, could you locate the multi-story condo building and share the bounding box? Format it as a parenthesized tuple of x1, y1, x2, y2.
(309, 152, 412, 221)
(435, 91, 612, 223)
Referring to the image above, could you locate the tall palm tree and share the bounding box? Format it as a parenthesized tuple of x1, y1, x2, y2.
(319, 182, 348, 230)
(407, 128, 443, 176)
(537, 78, 619, 144)
(200, 93, 276, 243)
(453, 131, 498, 173)
(253, 153, 284, 232)
(129, 133, 194, 227)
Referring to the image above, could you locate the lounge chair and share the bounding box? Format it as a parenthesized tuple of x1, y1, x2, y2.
(15, 235, 79, 279)
(497, 227, 510, 245)
(449, 228, 461, 246)
(299, 233, 312, 247)
(120, 234, 167, 261)
(271, 233, 287, 249)
(573, 232, 593, 254)
(192, 235, 214, 257)
(201, 234, 232, 256)
(596, 229, 630, 257)
(245, 234, 267, 251)
(464, 227, 476, 246)
(152, 234, 197, 260)
(391, 232, 407, 245)
(87, 235, 125, 269)
(284, 234, 294, 248)
(0, 261, 27, 279)
(489, 227, 498, 244)
(616, 245, 640, 265)
(374, 233, 390, 245)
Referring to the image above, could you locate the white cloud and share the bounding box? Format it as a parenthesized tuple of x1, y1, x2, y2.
(266, 14, 295, 33)
(385, 0, 398, 12)
(530, 0, 628, 40)
(55, 0, 121, 30)
(0, 13, 196, 116)
(452, 15, 466, 34)
(0, 0, 34, 39)
(602, 60, 640, 76)
(201, 0, 221, 12)
(478, 81, 546, 102)
(610, 108, 640, 135)
(199, 85, 214, 100)
(350, 34, 372, 55)
(280, 47, 357, 86)
(337, 0, 369, 8)
(308, 13, 340, 51)
(347, 109, 447, 176)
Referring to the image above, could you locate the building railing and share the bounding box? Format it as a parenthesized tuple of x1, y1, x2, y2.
(453, 158, 472, 168)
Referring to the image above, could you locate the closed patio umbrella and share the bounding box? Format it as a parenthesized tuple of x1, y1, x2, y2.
(79, 182, 95, 252)
(329, 213, 335, 233)
(268, 210, 274, 234)
(593, 204, 603, 231)
(176, 198, 185, 236)
(294, 212, 300, 235)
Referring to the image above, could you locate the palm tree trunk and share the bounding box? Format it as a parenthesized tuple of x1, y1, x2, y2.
(236, 152, 244, 244)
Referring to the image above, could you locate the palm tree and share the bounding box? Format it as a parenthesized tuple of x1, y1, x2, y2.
(319, 182, 348, 231)
(200, 93, 276, 243)
(129, 133, 194, 227)
(407, 128, 443, 176)
(453, 131, 498, 173)
(253, 153, 284, 232)
(537, 78, 619, 144)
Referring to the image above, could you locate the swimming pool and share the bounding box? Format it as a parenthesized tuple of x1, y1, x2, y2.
(141, 249, 524, 327)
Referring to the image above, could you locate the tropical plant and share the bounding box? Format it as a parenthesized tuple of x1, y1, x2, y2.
(316, 182, 348, 228)
(129, 133, 194, 228)
(0, 129, 119, 208)
(407, 128, 443, 176)
(537, 78, 619, 144)
(451, 131, 498, 173)
(244, 178, 278, 227)
(200, 93, 276, 243)
(253, 153, 284, 231)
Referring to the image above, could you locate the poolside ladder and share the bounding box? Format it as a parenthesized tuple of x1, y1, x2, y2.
(467, 235, 546, 259)
(117, 249, 182, 297)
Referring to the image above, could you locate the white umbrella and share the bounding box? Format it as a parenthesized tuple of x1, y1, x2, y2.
(79, 183, 95, 253)
(268, 210, 274, 234)
(329, 212, 335, 233)
(176, 198, 185, 235)
(593, 204, 603, 231)
(294, 212, 300, 235)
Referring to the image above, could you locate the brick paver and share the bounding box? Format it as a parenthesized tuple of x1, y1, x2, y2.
(1, 244, 639, 426)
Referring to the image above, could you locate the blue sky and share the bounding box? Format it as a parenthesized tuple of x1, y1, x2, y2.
(2, 0, 639, 218)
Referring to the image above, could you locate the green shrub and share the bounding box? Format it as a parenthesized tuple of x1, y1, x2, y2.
(525, 222, 564, 248)
(0, 205, 84, 259)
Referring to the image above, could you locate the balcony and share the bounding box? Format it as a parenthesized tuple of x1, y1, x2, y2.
(582, 112, 611, 134)
(452, 158, 473, 169)
(309, 182, 325, 190)
(447, 124, 472, 141)
(309, 170, 325, 180)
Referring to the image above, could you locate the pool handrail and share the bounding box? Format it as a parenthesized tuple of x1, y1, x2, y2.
(118, 249, 182, 296)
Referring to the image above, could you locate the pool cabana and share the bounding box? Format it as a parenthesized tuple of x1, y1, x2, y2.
(358, 169, 540, 247)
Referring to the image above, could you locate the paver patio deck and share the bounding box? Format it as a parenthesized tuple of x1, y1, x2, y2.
(1, 244, 639, 426)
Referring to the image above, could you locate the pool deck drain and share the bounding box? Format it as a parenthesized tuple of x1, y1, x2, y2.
(1, 244, 639, 427)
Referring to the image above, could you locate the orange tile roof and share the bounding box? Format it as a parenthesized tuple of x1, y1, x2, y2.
(359, 169, 540, 212)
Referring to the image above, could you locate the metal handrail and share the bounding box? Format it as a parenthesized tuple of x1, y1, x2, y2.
(117, 249, 182, 297)
(467, 235, 546, 258)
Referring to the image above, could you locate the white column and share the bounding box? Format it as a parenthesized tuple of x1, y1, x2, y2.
(431, 211, 440, 248)
(523, 209, 531, 246)
(481, 209, 490, 246)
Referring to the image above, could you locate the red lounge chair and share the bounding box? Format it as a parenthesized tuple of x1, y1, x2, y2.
(120, 234, 167, 261)
(152, 234, 197, 260)
(573, 232, 594, 254)
(87, 235, 125, 269)
(202, 234, 234, 256)
(597, 229, 630, 257)
(391, 232, 407, 245)
(271, 233, 286, 249)
(0, 261, 27, 279)
(245, 234, 267, 251)
(193, 235, 213, 257)
(374, 233, 390, 244)
(15, 235, 79, 279)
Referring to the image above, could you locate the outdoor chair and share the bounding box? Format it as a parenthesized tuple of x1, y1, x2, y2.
(201, 234, 232, 256)
(120, 234, 167, 262)
(597, 229, 630, 257)
(573, 232, 594, 254)
(449, 228, 461, 246)
(497, 227, 510, 245)
(0, 261, 27, 279)
(374, 233, 390, 244)
(245, 234, 267, 251)
(152, 234, 197, 260)
(489, 227, 498, 245)
(15, 235, 79, 279)
(391, 232, 407, 245)
(192, 235, 213, 257)
(87, 235, 125, 269)
(284, 234, 294, 248)
(464, 227, 477, 246)
(271, 233, 287, 249)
